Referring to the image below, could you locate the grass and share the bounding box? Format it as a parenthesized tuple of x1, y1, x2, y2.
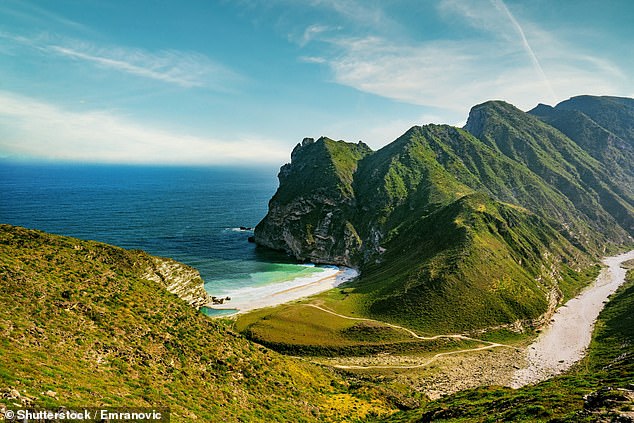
(236, 302, 482, 357)
(236, 195, 601, 360)
(0, 224, 402, 422)
(326, 194, 597, 335)
(382, 264, 634, 422)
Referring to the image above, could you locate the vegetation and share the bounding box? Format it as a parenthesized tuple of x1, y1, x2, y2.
(465, 99, 632, 248)
(355, 193, 596, 334)
(3, 95, 634, 421)
(529, 97, 634, 201)
(0, 224, 399, 421)
(383, 264, 634, 422)
(237, 193, 599, 355)
(236, 302, 482, 357)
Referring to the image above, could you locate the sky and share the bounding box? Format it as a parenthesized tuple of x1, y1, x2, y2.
(0, 0, 633, 166)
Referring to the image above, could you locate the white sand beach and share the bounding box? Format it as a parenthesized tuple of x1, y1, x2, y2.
(206, 266, 359, 314)
(511, 249, 634, 388)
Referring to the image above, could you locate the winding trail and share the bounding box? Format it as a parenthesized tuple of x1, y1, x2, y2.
(304, 304, 514, 370)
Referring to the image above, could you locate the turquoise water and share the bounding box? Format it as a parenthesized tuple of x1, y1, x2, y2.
(0, 162, 330, 296)
(200, 307, 241, 317)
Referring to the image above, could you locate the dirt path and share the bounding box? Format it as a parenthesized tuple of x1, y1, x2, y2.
(510, 250, 634, 388)
(304, 304, 514, 370)
(327, 343, 507, 370)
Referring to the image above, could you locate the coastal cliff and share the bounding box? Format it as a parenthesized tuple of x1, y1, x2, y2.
(254, 137, 371, 266)
(142, 256, 210, 309)
(0, 224, 391, 420)
(0, 224, 211, 309)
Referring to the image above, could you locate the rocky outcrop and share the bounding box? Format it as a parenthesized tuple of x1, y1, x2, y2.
(142, 256, 211, 309)
(254, 136, 371, 266)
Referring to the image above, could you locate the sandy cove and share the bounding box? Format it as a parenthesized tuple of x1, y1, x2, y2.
(206, 267, 358, 314)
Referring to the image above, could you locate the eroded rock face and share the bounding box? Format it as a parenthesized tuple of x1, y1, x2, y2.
(143, 256, 211, 309)
(254, 187, 363, 266)
(255, 137, 370, 267)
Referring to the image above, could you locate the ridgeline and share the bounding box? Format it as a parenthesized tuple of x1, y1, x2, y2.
(253, 95, 633, 335)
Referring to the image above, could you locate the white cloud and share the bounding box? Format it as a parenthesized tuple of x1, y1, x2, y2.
(0, 31, 241, 89)
(297, 24, 332, 46)
(299, 56, 327, 64)
(308, 0, 390, 28)
(0, 91, 288, 165)
(300, 0, 630, 116)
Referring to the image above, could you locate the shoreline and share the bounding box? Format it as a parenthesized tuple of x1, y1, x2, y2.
(510, 249, 634, 388)
(205, 266, 358, 315)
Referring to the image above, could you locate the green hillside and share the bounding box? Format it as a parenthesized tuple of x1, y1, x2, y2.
(357, 193, 592, 333)
(464, 100, 632, 246)
(529, 96, 634, 201)
(255, 137, 371, 266)
(0, 224, 397, 421)
(351, 124, 597, 253)
(383, 263, 634, 422)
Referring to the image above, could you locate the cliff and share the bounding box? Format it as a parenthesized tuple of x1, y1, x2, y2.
(254, 136, 372, 266)
(142, 256, 210, 308)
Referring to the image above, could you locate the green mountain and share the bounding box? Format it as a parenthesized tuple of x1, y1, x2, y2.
(465, 100, 633, 245)
(255, 137, 372, 266)
(254, 96, 633, 333)
(529, 95, 634, 201)
(356, 193, 590, 333)
(0, 224, 396, 421)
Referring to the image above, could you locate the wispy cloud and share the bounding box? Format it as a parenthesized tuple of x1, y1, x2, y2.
(0, 0, 93, 34)
(308, 0, 390, 28)
(299, 0, 629, 114)
(442, 0, 556, 103)
(0, 31, 241, 89)
(48, 44, 235, 88)
(0, 91, 288, 165)
(294, 24, 333, 47)
(491, 0, 556, 102)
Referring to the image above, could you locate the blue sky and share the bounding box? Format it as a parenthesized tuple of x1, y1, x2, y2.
(1, 0, 632, 165)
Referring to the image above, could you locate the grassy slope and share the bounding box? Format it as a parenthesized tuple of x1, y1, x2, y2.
(244, 98, 629, 365)
(529, 100, 634, 202)
(235, 302, 481, 357)
(0, 225, 398, 421)
(556, 95, 634, 144)
(351, 126, 472, 233)
(383, 262, 634, 422)
(267, 137, 371, 206)
(464, 100, 633, 248)
(356, 194, 594, 334)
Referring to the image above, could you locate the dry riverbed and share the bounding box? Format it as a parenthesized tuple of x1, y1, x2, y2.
(313, 250, 634, 399)
(510, 250, 634, 388)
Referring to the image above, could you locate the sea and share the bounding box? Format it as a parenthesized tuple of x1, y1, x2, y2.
(0, 162, 334, 316)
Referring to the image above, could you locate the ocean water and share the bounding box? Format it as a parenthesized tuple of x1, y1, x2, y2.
(0, 163, 329, 308)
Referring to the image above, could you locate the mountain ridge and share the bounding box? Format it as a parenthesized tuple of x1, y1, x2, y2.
(254, 94, 633, 333)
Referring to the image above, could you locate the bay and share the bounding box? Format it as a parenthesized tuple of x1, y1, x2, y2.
(0, 162, 325, 300)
